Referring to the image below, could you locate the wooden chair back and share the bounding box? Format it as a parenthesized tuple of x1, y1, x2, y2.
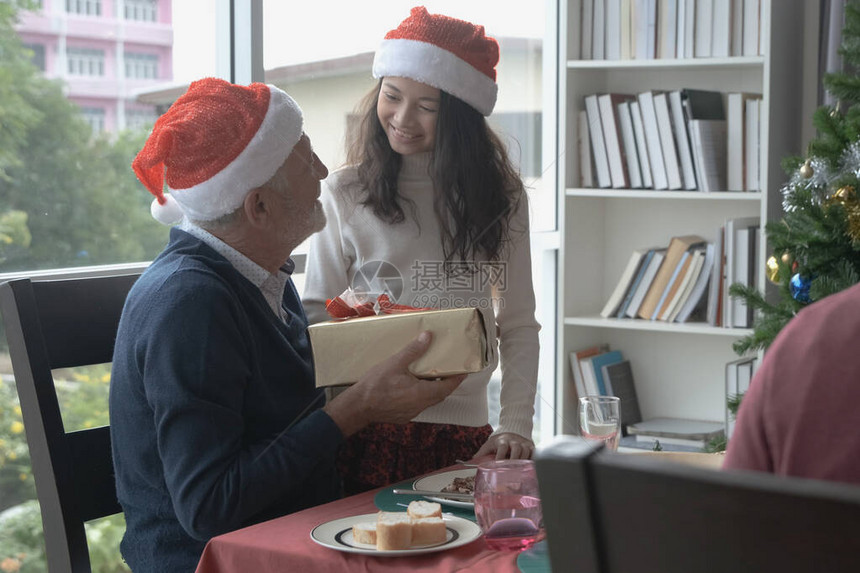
(0, 274, 140, 573)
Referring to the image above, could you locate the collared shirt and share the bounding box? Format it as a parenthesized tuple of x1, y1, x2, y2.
(179, 219, 292, 321)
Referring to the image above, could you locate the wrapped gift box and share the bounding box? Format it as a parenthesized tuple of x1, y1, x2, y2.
(308, 307, 489, 388)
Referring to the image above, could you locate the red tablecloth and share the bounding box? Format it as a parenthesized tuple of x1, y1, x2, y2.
(194, 478, 521, 573)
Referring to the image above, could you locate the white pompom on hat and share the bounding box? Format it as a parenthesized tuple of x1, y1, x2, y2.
(132, 77, 304, 225)
(372, 6, 499, 116)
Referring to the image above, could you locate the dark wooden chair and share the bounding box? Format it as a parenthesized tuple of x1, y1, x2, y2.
(0, 274, 140, 573)
(535, 436, 860, 573)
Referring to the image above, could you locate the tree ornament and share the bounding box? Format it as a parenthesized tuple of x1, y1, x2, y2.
(799, 158, 814, 179)
(827, 185, 856, 206)
(766, 256, 780, 283)
(792, 260, 799, 272)
(789, 273, 812, 303)
(780, 252, 791, 264)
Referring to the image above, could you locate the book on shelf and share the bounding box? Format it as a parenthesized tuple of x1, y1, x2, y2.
(620, 0, 634, 60)
(637, 235, 706, 320)
(743, 0, 761, 56)
(598, 93, 636, 188)
(668, 90, 697, 189)
(637, 90, 669, 189)
(694, 0, 713, 57)
(617, 248, 657, 317)
(710, 0, 731, 57)
(581, 0, 594, 60)
(584, 95, 612, 188)
(726, 92, 761, 191)
(688, 119, 727, 192)
(730, 0, 744, 57)
(652, 92, 683, 189)
(675, 0, 687, 58)
(724, 216, 759, 327)
(731, 222, 759, 327)
(682, 0, 696, 58)
(627, 417, 725, 448)
(650, 249, 692, 320)
(578, 109, 595, 188)
(679, 89, 724, 192)
(617, 100, 644, 188)
(745, 97, 762, 191)
(629, 101, 654, 187)
(593, 0, 606, 59)
(661, 245, 707, 321)
(675, 242, 716, 323)
(633, 0, 658, 60)
(600, 247, 652, 317)
(706, 225, 725, 326)
(569, 344, 610, 399)
(624, 248, 667, 318)
(587, 349, 625, 395)
(601, 359, 643, 433)
(605, 0, 622, 60)
(657, 0, 678, 59)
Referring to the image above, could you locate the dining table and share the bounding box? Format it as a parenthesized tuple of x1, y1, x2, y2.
(194, 463, 551, 573)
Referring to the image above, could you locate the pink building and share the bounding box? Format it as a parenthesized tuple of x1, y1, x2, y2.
(15, 0, 173, 133)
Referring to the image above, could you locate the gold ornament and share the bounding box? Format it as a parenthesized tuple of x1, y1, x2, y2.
(766, 256, 780, 283)
(781, 252, 791, 264)
(828, 185, 856, 206)
(800, 159, 814, 178)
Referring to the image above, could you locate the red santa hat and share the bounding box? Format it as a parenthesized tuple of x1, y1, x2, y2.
(132, 77, 304, 225)
(372, 6, 499, 116)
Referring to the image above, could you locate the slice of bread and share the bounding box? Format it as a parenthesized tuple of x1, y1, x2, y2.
(407, 500, 442, 519)
(376, 512, 413, 550)
(351, 521, 377, 545)
(411, 517, 447, 546)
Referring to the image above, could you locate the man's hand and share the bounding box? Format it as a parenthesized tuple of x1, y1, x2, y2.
(473, 432, 535, 460)
(323, 332, 466, 437)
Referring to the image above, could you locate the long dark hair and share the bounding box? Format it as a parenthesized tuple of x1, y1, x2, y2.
(347, 80, 525, 263)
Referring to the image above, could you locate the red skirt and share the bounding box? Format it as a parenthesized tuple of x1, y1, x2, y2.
(337, 422, 493, 495)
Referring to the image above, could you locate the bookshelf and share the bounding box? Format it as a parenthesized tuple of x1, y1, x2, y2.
(555, 0, 806, 434)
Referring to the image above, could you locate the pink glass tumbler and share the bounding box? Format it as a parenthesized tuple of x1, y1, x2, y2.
(473, 459, 545, 551)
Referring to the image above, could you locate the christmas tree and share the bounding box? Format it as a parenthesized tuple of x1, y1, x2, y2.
(731, 0, 860, 356)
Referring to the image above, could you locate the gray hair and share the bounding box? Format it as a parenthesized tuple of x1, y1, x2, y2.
(192, 166, 291, 232)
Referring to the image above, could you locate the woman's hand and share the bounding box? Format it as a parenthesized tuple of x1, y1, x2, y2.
(473, 432, 535, 460)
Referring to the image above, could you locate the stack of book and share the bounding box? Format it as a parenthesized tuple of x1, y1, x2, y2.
(569, 344, 643, 434)
(600, 234, 715, 324)
(581, 88, 734, 191)
(577, 0, 763, 61)
(600, 220, 760, 327)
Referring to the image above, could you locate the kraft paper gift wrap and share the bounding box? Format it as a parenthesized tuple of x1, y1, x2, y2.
(307, 307, 489, 388)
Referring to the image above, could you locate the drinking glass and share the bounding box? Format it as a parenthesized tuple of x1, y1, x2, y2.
(579, 395, 621, 451)
(473, 459, 545, 551)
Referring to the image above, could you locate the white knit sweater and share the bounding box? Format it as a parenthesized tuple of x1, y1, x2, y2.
(302, 153, 540, 439)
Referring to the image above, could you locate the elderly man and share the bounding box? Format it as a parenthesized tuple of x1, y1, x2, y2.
(109, 78, 464, 572)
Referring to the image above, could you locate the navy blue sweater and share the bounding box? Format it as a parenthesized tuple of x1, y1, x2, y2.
(110, 228, 343, 572)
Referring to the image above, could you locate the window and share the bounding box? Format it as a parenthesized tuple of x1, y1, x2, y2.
(124, 0, 157, 22)
(67, 47, 105, 76)
(66, 0, 102, 16)
(80, 106, 105, 133)
(23, 43, 46, 71)
(125, 52, 158, 79)
(126, 107, 157, 130)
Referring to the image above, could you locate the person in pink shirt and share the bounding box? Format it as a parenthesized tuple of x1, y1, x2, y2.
(723, 281, 860, 484)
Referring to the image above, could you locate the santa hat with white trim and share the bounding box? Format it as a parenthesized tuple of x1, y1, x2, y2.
(372, 6, 499, 117)
(132, 77, 304, 225)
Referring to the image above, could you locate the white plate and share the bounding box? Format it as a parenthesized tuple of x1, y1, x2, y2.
(310, 513, 481, 556)
(412, 468, 476, 509)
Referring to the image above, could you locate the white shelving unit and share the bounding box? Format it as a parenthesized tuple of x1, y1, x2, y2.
(554, 0, 806, 434)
